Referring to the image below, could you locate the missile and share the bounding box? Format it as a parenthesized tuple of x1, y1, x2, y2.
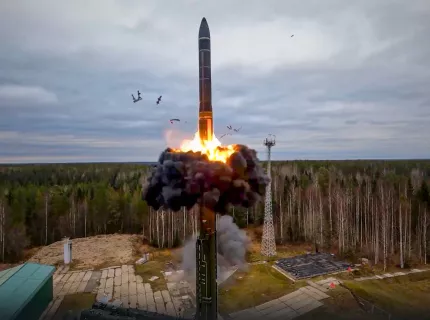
(198, 17, 214, 142)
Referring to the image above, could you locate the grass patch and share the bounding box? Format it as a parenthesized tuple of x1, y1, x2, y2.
(55, 293, 96, 318)
(134, 249, 177, 292)
(246, 243, 307, 263)
(68, 259, 84, 271)
(343, 271, 430, 317)
(219, 263, 306, 313)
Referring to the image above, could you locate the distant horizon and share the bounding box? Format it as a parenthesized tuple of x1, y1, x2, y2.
(1, 158, 430, 166)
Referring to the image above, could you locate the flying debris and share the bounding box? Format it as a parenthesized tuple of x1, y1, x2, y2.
(169, 118, 180, 124)
(156, 95, 162, 105)
(291, 34, 294, 37)
(227, 125, 232, 130)
(233, 126, 242, 132)
(220, 133, 232, 138)
(132, 90, 142, 103)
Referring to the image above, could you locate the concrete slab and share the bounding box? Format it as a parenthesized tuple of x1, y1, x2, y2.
(300, 286, 330, 300)
(279, 290, 303, 302)
(129, 281, 137, 296)
(53, 273, 65, 285)
(121, 295, 129, 308)
(165, 301, 177, 317)
(307, 280, 329, 292)
(121, 272, 129, 284)
(146, 292, 156, 305)
(230, 307, 261, 319)
(59, 280, 74, 296)
(136, 283, 145, 294)
(147, 304, 156, 312)
(106, 268, 114, 278)
(259, 302, 290, 316)
(129, 272, 136, 283)
(115, 268, 122, 277)
(285, 297, 314, 311)
(255, 299, 282, 311)
(136, 275, 143, 284)
(77, 279, 90, 293)
(83, 271, 93, 282)
(101, 269, 108, 279)
(129, 294, 138, 308)
(68, 280, 81, 294)
(161, 290, 172, 302)
(282, 293, 309, 306)
(266, 306, 298, 320)
(114, 276, 121, 286)
(84, 270, 101, 293)
(296, 300, 323, 315)
(156, 302, 166, 314)
(99, 278, 107, 291)
(58, 273, 72, 283)
(120, 282, 129, 296)
(68, 272, 79, 283)
(105, 277, 113, 289)
(113, 285, 121, 299)
(137, 293, 147, 309)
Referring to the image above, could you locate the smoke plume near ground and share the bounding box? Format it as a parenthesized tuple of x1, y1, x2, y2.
(177, 215, 250, 285)
(142, 144, 270, 213)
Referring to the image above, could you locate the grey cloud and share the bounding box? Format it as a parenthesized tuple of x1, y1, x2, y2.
(0, 0, 429, 163)
(0, 85, 58, 107)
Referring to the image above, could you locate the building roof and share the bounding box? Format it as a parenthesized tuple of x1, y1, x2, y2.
(0, 262, 55, 320)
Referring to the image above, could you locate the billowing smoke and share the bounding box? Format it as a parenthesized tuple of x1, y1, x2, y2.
(143, 145, 269, 213)
(179, 215, 250, 285)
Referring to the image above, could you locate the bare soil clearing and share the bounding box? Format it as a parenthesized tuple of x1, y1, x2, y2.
(28, 234, 139, 269)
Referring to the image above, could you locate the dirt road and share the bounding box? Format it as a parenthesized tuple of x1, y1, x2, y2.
(28, 234, 139, 269)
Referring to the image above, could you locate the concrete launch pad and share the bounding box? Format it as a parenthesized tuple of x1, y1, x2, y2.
(274, 252, 351, 280)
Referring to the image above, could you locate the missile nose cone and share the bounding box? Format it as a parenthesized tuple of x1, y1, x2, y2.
(199, 17, 210, 38)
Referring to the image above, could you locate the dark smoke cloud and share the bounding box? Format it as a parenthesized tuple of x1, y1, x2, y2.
(142, 145, 270, 213)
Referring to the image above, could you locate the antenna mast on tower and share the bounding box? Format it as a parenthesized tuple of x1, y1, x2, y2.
(261, 134, 277, 257)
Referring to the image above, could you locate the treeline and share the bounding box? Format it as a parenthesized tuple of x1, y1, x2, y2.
(0, 163, 151, 261)
(269, 160, 430, 269)
(0, 160, 429, 270)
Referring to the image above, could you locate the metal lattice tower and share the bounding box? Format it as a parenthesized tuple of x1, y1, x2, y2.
(261, 135, 277, 257)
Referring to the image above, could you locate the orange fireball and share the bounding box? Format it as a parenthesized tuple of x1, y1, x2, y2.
(172, 132, 236, 163)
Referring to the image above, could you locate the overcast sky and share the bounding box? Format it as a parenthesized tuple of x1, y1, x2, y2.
(0, 0, 429, 163)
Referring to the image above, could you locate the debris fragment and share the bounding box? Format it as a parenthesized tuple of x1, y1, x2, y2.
(136, 252, 149, 265)
(156, 95, 162, 105)
(132, 90, 142, 103)
(149, 276, 159, 282)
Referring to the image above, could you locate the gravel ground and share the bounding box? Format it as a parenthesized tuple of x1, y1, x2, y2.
(28, 234, 139, 269)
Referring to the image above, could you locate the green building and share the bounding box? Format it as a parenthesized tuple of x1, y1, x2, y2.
(0, 262, 55, 320)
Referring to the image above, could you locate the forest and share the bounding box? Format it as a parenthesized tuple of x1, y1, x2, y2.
(0, 160, 429, 270)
